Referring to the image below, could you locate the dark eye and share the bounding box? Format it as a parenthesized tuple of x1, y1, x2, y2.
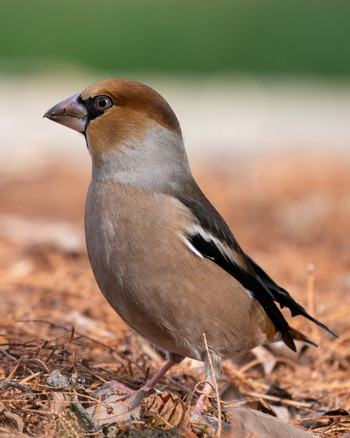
(94, 96, 112, 111)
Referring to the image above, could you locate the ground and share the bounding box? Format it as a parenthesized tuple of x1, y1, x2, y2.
(0, 153, 349, 437)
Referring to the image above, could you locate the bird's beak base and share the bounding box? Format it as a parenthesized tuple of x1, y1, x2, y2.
(44, 93, 87, 133)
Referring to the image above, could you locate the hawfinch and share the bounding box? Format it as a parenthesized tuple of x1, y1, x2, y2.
(44, 79, 335, 410)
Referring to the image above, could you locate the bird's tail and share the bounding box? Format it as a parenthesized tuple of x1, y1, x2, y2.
(288, 326, 319, 348)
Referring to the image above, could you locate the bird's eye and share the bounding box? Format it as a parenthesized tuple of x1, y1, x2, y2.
(94, 96, 112, 111)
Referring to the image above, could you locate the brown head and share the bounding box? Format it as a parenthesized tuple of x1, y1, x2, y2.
(44, 79, 182, 168)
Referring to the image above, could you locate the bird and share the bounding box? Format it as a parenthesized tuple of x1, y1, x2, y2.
(44, 79, 335, 413)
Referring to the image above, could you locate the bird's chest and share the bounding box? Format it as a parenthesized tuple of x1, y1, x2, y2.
(84, 181, 190, 320)
(86, 183, 159, 280)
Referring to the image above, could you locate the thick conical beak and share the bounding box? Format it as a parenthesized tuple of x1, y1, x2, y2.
(44, 93, 88, 133)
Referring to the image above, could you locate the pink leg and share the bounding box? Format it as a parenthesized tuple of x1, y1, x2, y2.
(92, 379, 135, 398)
(191, 382, 213, 415)
(142, 359, 175, 390)
(102, 379, 135, 394)
(94, 359, 175, 398)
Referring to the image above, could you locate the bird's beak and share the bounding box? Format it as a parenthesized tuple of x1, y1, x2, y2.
(44, 93, 88, 133)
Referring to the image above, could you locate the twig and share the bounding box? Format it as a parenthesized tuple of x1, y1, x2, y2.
(223, 360, 269, 392)
(238, 355, 302, 375)
(203, 333, 222, 437)
(306, 264, 315, 317)
(17, 319, 144, 369)
(6, 359, 21, 381)
(71, 395, 100, 431)
(0, 347, 17, 361)
(0, 401, 24, 433)
(155, 413, 174, 429)
(306, 263, 320, 345)
(242, 391, 315, 409)
(0, 379, 31, 392)
(20, 371, 41, 384)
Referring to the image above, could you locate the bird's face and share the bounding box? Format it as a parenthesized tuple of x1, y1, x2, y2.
(44, 79, 182, 167)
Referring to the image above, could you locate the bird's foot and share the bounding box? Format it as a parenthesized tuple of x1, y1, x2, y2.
(190, 382, 213, 419)
(91, 359, 175, 401)
(92, 380, 135, 399)
(190, 394, 209, 421)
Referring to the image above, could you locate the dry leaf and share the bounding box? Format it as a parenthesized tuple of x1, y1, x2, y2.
(141, 391, 185, 428)
(86, 389, 149, 426)
(224, 406, 317, 438)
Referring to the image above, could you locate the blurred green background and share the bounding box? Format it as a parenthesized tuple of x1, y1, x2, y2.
(1, 0, 350, 175)
(1, 0, 350, 76)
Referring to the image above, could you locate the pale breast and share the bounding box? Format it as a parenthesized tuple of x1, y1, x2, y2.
(85, 180, 269, 361)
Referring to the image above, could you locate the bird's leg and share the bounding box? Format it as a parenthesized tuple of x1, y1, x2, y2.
(98, 379, 135, 395)
(191, 381, 213, 416)
(191, 349, 222, 416)
(93, 358, 175, 399)
(142, 358, 175, 390)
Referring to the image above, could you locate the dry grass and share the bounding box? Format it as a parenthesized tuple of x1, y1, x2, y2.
(0, 155, 349, 436)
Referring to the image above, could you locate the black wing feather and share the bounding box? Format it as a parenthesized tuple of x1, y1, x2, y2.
(189, 233, 297, 351)
(246, 255, 336, 337)
(172, 180, 336, 350)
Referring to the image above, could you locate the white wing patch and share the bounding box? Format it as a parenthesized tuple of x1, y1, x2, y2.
(183, 224, 244, 267)
(245, 288, 254, 301)
(182, 237, 204, 258)
(183, 225, 253, 300)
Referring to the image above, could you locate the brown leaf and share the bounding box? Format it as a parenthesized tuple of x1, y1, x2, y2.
(86, 389, 149, 426)
(141, 391, 185, 428)
(224, 406, 317, 438)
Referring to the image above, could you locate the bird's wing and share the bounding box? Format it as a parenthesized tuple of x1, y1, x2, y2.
(245, 254, 336, 336)
(175, 182, 335, 351)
